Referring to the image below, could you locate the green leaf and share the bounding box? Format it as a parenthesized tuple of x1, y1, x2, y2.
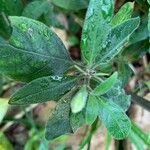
(105, 132, 112, 150)
(131, 122, 150, 147)
(92, 72, 118, 96)
(22, 1, 51, 19)
(111, 2, 134, 26)
(39, 138, 49, 150)
(22, 0, 63, 28)
(122, 39, 149, 62)
(145, 80, 150, 89)
(51, 0, 89, 11)
(0, 98, 9, 123)
(71, 85, 88, 113)
(9, 77, 77, 105)
(98, 97, 131, 139)
(0, 12, 12, 39)
(85, 95, 98, 125)
(106, 79, 131, 111)
(129, 17, 149, 44)
(0, 0, 23, 16)
(118, 61, 132, 86)
(81, 0, 114, 66)
(45, 98, 72, 140)
(0, 17, 73, 82)
(24, 134, 39, 150)
(70, 110, 85, 132)
(97, 17, 140, 65)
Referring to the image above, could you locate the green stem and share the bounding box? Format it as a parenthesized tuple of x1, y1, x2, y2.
(74, 65, 87, 76)
(22, 106, 38, 132)
(95, 72, 109, 76)
(132, 122, 150, 147)
(128, 92, 150, 112)
(105, 131, 112, 150)
(93, 76, 103, 82)
(79, 118, 98, 149)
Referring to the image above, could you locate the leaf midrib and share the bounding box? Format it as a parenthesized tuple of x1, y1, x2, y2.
(4, 43, 73, 64)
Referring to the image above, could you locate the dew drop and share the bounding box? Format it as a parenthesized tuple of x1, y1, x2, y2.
(28, 28, 33, 37)
(51, 75, 63, 81)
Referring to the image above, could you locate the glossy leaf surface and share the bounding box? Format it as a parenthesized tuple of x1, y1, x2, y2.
(111, 2, 134, 26)
(81, 0, 114, 66)
(97, 17, 140, 65)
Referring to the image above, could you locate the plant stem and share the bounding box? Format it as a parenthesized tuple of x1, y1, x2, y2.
(95, 72, 109, 76)
(22, 106, 38, 132)
(105, 131, 112, 150)
(132, 122, 150, 147)
(93, 76, 103, 82)
(128, 92, 150, 112)
(74, 65, 87, 76)
(79, 118, 98, 149)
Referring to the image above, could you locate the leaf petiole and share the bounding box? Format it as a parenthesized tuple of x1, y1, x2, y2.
(74, 65, 87, 76)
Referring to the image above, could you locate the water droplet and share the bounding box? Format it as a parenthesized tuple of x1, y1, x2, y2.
(51, 75, 63, 81)
(28, 28, 33, 37)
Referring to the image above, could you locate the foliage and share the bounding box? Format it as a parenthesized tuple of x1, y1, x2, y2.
(0, 0, 150, 149)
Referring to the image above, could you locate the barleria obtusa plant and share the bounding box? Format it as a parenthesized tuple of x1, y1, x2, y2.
(0, 0, 150, 148)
